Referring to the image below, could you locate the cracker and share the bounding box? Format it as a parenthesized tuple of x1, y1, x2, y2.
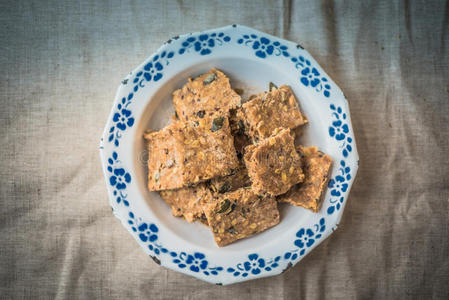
(241, 85, 306, 141)
(244, 128, 304, 196)
(203, 188, 280, 247)
(173, 68, 241, 121)
(144, 116, 239, 191)
(278, 146, 332, 212)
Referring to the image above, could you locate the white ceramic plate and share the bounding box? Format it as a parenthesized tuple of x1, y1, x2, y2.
(100, 25, 358, 285)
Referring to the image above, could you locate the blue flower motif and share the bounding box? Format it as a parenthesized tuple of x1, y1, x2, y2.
(113, 104, 134, 131)
(252, 37, 274, 58)
(137, 222, 159, 243)
(294, 228, 315, 249)
(227, 253, 270, 277)
(171, 251, 222, 275)
(126, 210, 224, 275)
(238, 34, 289, 58)
(291, 55, 331, 97)
(329, 119, 349, 141)
(106, 152, 131, 206)
(285, 218, 325, 260)
(300, 67, 321, 88)
(195, 34, 215, 55)
(329, 104, 352, 157)
(109, 168, 131, 190)
(243, 254, 265, 275)
(185, 252, 208, 272)
(178, 33, 230, 56)
(328, 175, 348, 196)
(327, 161, 351, 215)
(132, 51, 174, 93)
(142, 61, 163, 82)
(127, 213, 169, 254)
(108, 94, 135, 146)
(108, 50, 175, 146)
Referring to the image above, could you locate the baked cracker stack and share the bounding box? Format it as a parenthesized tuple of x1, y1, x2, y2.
(144, 69, 332, 247)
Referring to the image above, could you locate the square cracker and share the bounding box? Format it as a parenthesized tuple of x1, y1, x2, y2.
(173, 68, 241, 121)
(278, 146, 332, 212)
(144, 116, 239, 191)
(203, 188, 280, 247)
(240, 85, 306, 141)
(244, 128, 304, 196)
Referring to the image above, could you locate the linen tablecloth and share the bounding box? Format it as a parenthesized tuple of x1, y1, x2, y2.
(1, 0, 448, 298)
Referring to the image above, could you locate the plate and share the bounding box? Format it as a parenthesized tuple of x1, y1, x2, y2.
(99, 25, 358, 285)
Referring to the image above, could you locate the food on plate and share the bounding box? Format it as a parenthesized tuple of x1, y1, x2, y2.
(159, 183, 212, 223)
(244, 128, 304, 196)
(144, 115, 239, 191)
(229, 108, 252, 160)
(203, 188, 280, 247)
(237, 85, 306, 141)
(210, 166, 251, 195)
(172, 68, 241, 122)
(278, 146, 332, 212)
(144, 68, 332, 246)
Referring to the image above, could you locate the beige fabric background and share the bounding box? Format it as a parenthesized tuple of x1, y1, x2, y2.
(1, 0, 448, 299)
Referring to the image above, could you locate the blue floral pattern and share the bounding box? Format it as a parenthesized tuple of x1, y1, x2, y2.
(132, 50, 175, 93)
(171, 252, 223, 275)
(227, 254, 281, 277)
(128, 212, 167, 254)
(107, 152, 131, 206)
(137, 222, 158, 243)
(108, 51, 174, 146)
(108, 94, 135, 146)
(113, 106, 134, 132)
(329, 104, 353, 157)
(294, 228, 315, 249)
(237, 34, 290, 58)
(284, 218, 325, 260)
(225, 219, 325, 278)
(291, 56, 331, 97)
(127, 209, 326, 279)
(327, 160, 351, 215)
(127, 212, 224, 275)
(178, 32, 231, 56)
(184, 253, 208, 272)
(109, 168, 131, 190)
